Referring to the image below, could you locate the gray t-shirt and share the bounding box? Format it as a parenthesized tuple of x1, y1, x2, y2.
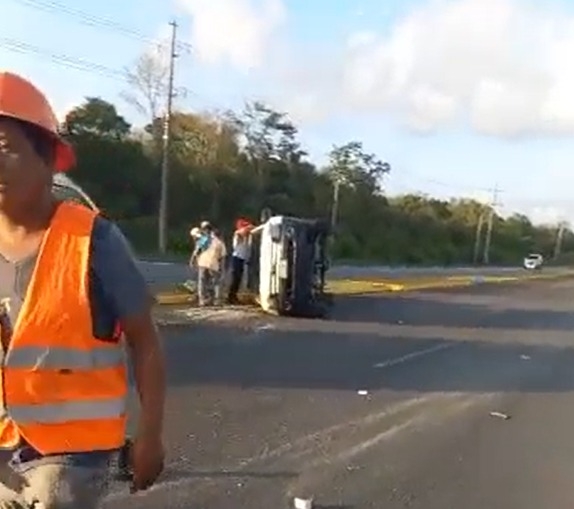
(0, 216, 150, 466)
(0, 216, 150, 337)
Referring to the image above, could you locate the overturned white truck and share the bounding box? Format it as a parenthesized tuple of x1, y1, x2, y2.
(247, 214, 330, 318)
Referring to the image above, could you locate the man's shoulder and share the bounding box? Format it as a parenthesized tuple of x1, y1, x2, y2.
(86, 216, 150, 320)
(91, 215, 115, 240)
(89, 216, 135, 266)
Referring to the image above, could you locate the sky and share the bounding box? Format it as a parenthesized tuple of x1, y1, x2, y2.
(3, 0, 574, 225)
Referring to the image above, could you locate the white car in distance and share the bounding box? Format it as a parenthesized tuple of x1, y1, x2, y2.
(523, 253, 543, 270)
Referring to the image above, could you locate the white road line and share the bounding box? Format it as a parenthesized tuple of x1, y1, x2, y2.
(105, 344, 457, 503)
(105, 399, 424, 503)
(373, 342, 455, 369)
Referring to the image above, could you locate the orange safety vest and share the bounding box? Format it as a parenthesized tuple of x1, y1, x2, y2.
(0, 201, 128, 454)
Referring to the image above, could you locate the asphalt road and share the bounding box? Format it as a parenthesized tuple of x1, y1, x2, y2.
(104, 277, 574, 508)
(137, 259, 557, 291)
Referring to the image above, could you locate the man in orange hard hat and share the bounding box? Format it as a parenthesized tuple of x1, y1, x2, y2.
(228, 218, 253, 304)
(0, 72, 165, 507)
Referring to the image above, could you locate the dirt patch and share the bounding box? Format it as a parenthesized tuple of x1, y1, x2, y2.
(155, 305, 263, 326)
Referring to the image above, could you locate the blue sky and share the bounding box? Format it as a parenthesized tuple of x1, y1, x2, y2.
(3, 0, 574, 224)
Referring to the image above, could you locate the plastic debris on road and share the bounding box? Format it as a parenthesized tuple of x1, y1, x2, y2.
(254, 323, 275, 332)
(156, 307, 261, 326)
(489, 411, 511, 420)
(181, 279, 196, 293)
(520, 354, 531, 360)
(294, 497, 313, 509)
(357, 390, 369, 396)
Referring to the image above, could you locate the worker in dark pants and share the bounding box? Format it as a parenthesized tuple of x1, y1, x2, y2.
(227, 218, 252, 304)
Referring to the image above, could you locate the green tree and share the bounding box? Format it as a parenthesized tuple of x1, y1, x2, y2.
(64, 98, 131, 140)
(56, 96, 574, 265)
(62, 98, 157, 220)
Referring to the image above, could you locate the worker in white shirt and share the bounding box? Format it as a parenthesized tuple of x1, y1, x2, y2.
(227, 218, 252, 304)
(194, 222, 227, 306)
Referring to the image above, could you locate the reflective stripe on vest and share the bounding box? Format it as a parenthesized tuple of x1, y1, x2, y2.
(6, 345, 125, 370)
(0, 201, 128, 454)
(8, 397, 126, 424)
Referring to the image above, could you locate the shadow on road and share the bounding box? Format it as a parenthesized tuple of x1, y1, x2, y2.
(162, 325, 574, 394)
(332, 292, 574, 330)
(158, 283, 574, 393)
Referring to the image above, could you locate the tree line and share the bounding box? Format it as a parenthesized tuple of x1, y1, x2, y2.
(59, 94, 574, 265)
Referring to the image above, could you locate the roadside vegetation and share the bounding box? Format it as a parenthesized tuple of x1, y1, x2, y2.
(60, 95, 573, 266)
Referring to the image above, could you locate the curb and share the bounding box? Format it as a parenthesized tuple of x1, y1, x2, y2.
(154, 271, 574, 304)
(326, 271, 574, 295)
(155, 293, 194, 306)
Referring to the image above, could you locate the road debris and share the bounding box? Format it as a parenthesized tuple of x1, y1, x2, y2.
(489, 411, 511, 420)
(254, 323, 275, 332)
(294, 497, 313, 509)
(357, 390, 369, 396)
(181, 279, 196, 293)
(520, 354, 531, 360)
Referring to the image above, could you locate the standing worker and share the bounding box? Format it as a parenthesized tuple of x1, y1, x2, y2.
(227, 218, 252, 304)
(0, 72, 165, 507)
(190, 221, 212, 304)
(193, 222, 227, 306)
(185, 226, 204, 293)
(189, 221, 212, 267)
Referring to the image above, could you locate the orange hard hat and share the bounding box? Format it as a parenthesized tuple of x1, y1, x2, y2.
(0, 72, 75, 172)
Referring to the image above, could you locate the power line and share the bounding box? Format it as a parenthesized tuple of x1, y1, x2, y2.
(391, 168, 495, 196)
(0, 35, 223, 117)
(0, 37, 126, 80)
(10, 0, 150, 42)
(7, 0, 192, 52)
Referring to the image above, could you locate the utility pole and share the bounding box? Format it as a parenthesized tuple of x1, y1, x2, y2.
(554, 222, 566, 259)
(483, 184, 501, 265)
(158, 20, 178, 253)
(473, 212, 485, 264)
(330, 179, 341, 233)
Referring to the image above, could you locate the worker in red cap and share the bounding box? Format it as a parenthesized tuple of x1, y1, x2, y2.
(0, 72, 165, 506)
(227, 217, 253, 304)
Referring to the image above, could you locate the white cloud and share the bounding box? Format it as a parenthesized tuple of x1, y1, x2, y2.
(503, 196, 574, 224)
(467, 189, 493, 205)
(178, 0, 285, 71)
(528, 206, 565, 225)
(280, 0, 574, 137)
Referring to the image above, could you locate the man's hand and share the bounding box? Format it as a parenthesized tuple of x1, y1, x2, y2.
(130, 433, 165, 492)
(92, 222, 166, 491)
(122, 308, 166, 493)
